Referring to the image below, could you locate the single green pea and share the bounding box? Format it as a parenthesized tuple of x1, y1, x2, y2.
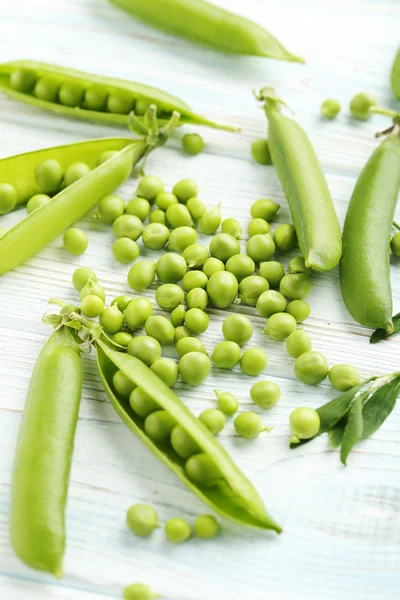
(145, 315, 175, 345)
(142, 223, 170, 250)
(286, 329, 312, 358)
(80, 294, 104, 318)
(126, 197, 151, 221)
(170, 304, 186, 327)
(149, 209, 167, 225)
(137, 176, 164, 202)
(183, 244, 209, 269)
(209, 233, 240, 263)
(185, 308, 209, 334)
(290, 407, 320, 444)
(170, 425, 200, 458)
(214, 390, 239, 415)
(264, 312, 297, 341)
(234, 412, 270, 439)
(256, 290, 286, 318)
(79, 279, 106, 302)
(34, 77, 59, 102)
(63, 228, 88, 255)
(111, 295, 134, 312)
(84, 86, 108, 111)
(194, 515, 219, 539)
(135, 97, 152, 115)
(64, 162, 91, 187)
(185, 453, 221, 487)
(112, 214, 143, 241)
(225, 254, 255, 282)
(107, 92, 134, 114)
(58, 81, 85, 107)
(250, 380, 281, 409)
(113, 369, 135, 398)
(186, 288, 208, 311)
(320, 99, 341, 119)
(155, 283, 185, 312)
(125, 297, 153, 329)
(126, 504, 159, 537)
(280, 273, 312, 300)
(202, 257, 224, 278)
(0, 183, 18, 214)
(212, 341, 241, 370)
(179, 352, 211, 386)
(97, 150, 119, 166)
(165, 518, 191, 543)
(127, 260, 156, 291)
(200, 205, 221, 235)
(248, 218, 270, 237)
(246, 234, 275, 263)
(128, 335, 162, 365)
(26, 193, 51, 214)
(122, 582, 158, 600)
(35, 158, 63, 193)
(240, 348, 267, 376)
(166, 203, 192, 228)
(9, 68, 37, 93)
(390, 232, 400, 256)
(250, 198, 280, 221)
(182, 133, 205, 155)
(129, 387, 159, 418)
(112, 237, 140, 264)
(222, 314, 253, 346)
(251, 138, 272, 165)
(156, 253, 187, 283)
(273, 224, 297, 252)
(174, 325, 191, 343)
(187, 196, 206, 220)
(98, 194, 125, 223)
(176, 337, 207, 357)
(221, 218, 242, 239)
(144, 410, 176, 442)
(99, 305, 124, 335)
(168, 226, 197, 253)
(328, 364, 360, 392)
(349, 92, 378, 120)
(286, 299, 311, 323)
(112, 331, 133, 347)
(155, 191, 178, 211)
(207, 271, 238, 308)
(238, 275, 269, 306)
(294, 351, 329, 385)
(259, 261, 285, 288)
(289, 256, 311, 275)
(181, 271, 208, 294)
(199, 409, 226, 435)
(72, 267, 97, 291)
(150, 358, 179, 387)
(172, 179, 199, 203)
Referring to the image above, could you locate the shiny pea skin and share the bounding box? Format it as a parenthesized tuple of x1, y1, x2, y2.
(290, 407, 320, 444)
(259, 261, 285, 288)
(125, 297, 153, 329)
(112, 331, 133, 347)
(0, 183, 18, 214)
(185, 453, 221, 487)
(186, 288, 208, 310)
(168, 226, 197, 253)
(256, 290, 286, 318)
(172, 178, 199, 203)
(234, 412, 270, 439)
(128, 335, 162, 366)
(225, 254, 255, 282)
(129, 387, 159, 418)
(182, 270, 208, 292)
(273, 223, 297, 252)
(174, 325, 190, 343)
(99, 305, 124, 335)
(194, 514, 219, 539)
(156, 191, 178, 211)
(63, 228, 88, 256)
(112, 237, 140, 264)
(111, 295, 133, 311)
(286, 329, 312, 359)
(215, 390, 239, 415)
(84, 85, 108, 111)
(113, 369, 135, 398)
(126, 504, 159, 537)
(294, 351, 329, 385)
(35, 158, 63, 193)
(246, 234, 275, 263)
(320, 99, 341, 119)
(280, 273, 312, 300)
(150, 358, 179, 387)
(170, 304, 186, 327)
(240, 348, 267, 376)
(156, 252, 187, 283)
(126, 196, 151, 221)
(221, 217, 242, 239)
(248, 218, 270, 237)
(328, 364, 360, 392)
(202, 257, 224, 278)
(112, 214, 143, 241)
(26, 194, 52, 214)
(349, 92, 377, 120)
(289, 256, 311, 274)
(166, 203, 192, 228)
(9, 68, 37, 93)
(250, 380, 281, 409)
(127, 260, 156, 291)
(207, 271, 238, 308)
(251, 138, 272, 165)
(199, 408, 226, 435)
(264, 312, 297, 341)
(145, 316, 175, 345)
(200, 205, 221, 235)
(286, 299, 311, 323)
(137, 176, 164, 202)
(250, 198, 280, 221)
(80, 294, 104, 318)
(155, 283, 184, 311)
(149, 209, 166, 224)
(72, 267, 97, 291)
(34, 77, 59, 102)
(185, 308, 209, 334)
(144, 410, 176, 442)
(107, 92, 134, 114)
(182, 133, 205, 155)
(238, 275, 269, 306)
(187, 196, 206, 220)
(176, 337, 207, 357)
(58, 81, 85, 107)
(183, 243, 209, 269)
(222, 314, 253, 346)
(165, 518, 191, 543)
(179, 351, 211, 385)
(209, 233, 240, 262)
(98, 194, 125, 223)
(170, 424, 200, 458)
(212, 341, 241, 370)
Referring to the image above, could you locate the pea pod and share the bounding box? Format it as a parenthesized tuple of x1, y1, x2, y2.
(10, 326, 82, 577)
(340, 134, 400, 332)
(108, 0, 304, 63)
(391, 48, 400, 100)
(0, 60, 236, 131)
(257, 88, 342, 272)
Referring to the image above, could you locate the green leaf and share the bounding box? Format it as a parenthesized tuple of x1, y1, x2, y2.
(328, 419, 347, 448)
(317, 381, 371, 433)
(340, 394, 365, 465)
(361, 376, 400, 440)
(370, 312, 400, 343)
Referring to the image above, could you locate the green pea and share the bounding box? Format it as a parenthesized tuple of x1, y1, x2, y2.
(185, 453, 221, 487)
(186, 288, 208, 311)
(246, 234, 275, 263)
(125, 297, 153, 329)
(112, 295, 134, 312)
(202, 257, 225, 278)
(135, 97, 152, 115)
(112, 331, 133, 348)
(234, 412, 270, 439)
(166, 203, 192, 228)
(126, 196, 151, 221)
(182, 133, 205, 155)
(187, 196, 206, 220)
(170, 304, 186, 327)
(149, 209, 166, 225)
(207, 271, 238, 308)
(273, 224, 297, 252)
(221, 217, 242, 239)
(72, 267, 97, 291)
(212, 341, 241, 370)
(107, 92, 134, 114)
(238, 275, 269, 306)
(128, 260, 156, 291)
(214, 390, 238, 415)
(63, 228, 88, 255)
(35, 158, 63, 193)
(250, 381, 281, 409)
(259, 261, 285, 288)
(174, 325, 190, 343)
(0, 183, 18, 214)
(209, 233, 240, 263)
(290, 407, 320, 444)
(288, 256, 310, 275)
(320, 99, 341, 119)
(80, 294, 104, 318)
(85, 86, 108, 111)
(256, 290, 286, 318)
(328, 364, 360, 392)
(122, 582, 157, 600)
(250, 199, 280, 221)
(34, 77, 59, 102)
(199, 409, 225, 435)
(26, 193, 51, 214)
(172, 178, 199, 203)
(176, 337, 207, 357)
(251, 138, 272, 165)
(179, 351, 211, 386)
(200, 205, 221, 235)
(349, 92, 377, 120)
(155, 191, 178, 211)
(294, 351, 329, 385)
(98, 194, 125, 223)
(145, 315, 175, 345)
(64, 162, 91, 187)
(144, 410, 176, 442)
(170, 425, 200, 458)
(113, 369, 135, 398)
(112, 214, 143, 241)
(156, 253, 187, 283)
(58, 81, 84, 107)
(129, 387, 159, 418)
(390, 232, 400, 256)
(127, 504, 159, 537)
(225, 254, 255, 282)
(99, 305, 124, 335)
(183, 243, 209, 269)
(194, 515, 219, 539)
(9, 68, 37, 93)
(264, 312, 296, 341)
(169, 226, 197, 253)
(248, 218, 270, 237)
(155, 283, 184, 312)
(80, 279, 106, 302)
(222, 314, 253, 346)
(97, 150, 119, 166)
(280, 273, 312, 300)
(286, 299, 310, 323)
(286, 329, 312, 358)
(165, 518, 191, 543)
(150, 358, 179, 387)
(141, 223, 169, 250)
(185, 308, 209, 334)
(137, 176, 164, 202)
(128, 335, 161, 365)
(112, 237, 140, 264)
(240, 348, 267, 376)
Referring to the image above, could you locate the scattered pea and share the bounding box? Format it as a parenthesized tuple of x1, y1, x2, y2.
(183, 243, 209, 269)
(234, 412, 270, 439)
(240, 348, 267, 376)
(320, 99, 341, 119)
(155, 191, 178, 211)
(128, 335, 162, 366)
(225, 254, 255, 282)
(126, 504, 159, 537)
(238, 275, 269, 306)
(112, 331, 133, 348)
(186, 288, 208, 310)
(145, 316, 175, 345)
(165, 518, 191, 543)
(63, 228, 88, 255)
(194, 515, 219, 539)
(256, 290, 286, 318)
(214, 390, 239, 415)
(251, 138, 272, 165)
(156, 253, 187, 283)
(280, 273, 312, 300)
(122, 583, 157, 600)
(264, 312, 297, 341)
(112, 237, 140, 263)
(179, 352, 211, 386)
(221, 217, 242, 239)
(176, 337, 207, 357)
(98, 194, 125, 223)
(150, 358, 179, 387)
(259, 261, 285, 288)
(199, 408, 226, 435)
(328, 364, 361, 392)
(72, 267, 97, 291)
(166, 203, 192, 228)
(212, 341, 241, 370)
(136, 176, 164, 201)
(250, 198, 280, 221)
(155, 283, 184, 311)
(209, 233, 240, 263)
(80, 280, 106, 302)
(273, 223, 297, 252)
(286, 299, 311, 323)
(185, 308, 210, 334)
(207, 271, 238, 308)
(222, 314, 253, 346)
(349, 92, 377, 120)
(250, 381, 281, 409)
(128, 260, 156, 291)
(289, 256, 311, 274)
(187, 196, 206, 221)
(170, 304, 186, 327)
(290, 407, 320, 444)
(294, 351, 329, 385)
(112, 295, 133, 311)
(125, 297, 153, 329)
(99, 305, 124, 335)
(149, 209, 167, 224)
(182, 133, 205, 155)
(182, 270, 208, 292)
(112, 214, 143, 240)
(173, 179, 199, 203)
(202, 257, 225, 278)
(200, 205, 221, 235)
(80, 294, 104, 318)
(246, 234, 275, 263)
(126, 197, 151, 221)
(174, 325, 191, 343)
(169, 226, 197, 253)
(248, 218, 270, 237)
(26, 194, 51, 214)
(286, 329, 312, 358)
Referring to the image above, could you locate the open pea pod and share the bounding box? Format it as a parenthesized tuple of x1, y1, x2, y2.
(0, 60, 237, 131)
(96, 338, 281, 533)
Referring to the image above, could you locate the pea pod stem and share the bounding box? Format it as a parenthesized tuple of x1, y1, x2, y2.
(369, 106, 400, 119)
(393, 221, 400, 231)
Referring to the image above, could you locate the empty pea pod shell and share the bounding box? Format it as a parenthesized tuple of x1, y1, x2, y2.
(0, 60, 237, 131)
(391, 48, 400, 100)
